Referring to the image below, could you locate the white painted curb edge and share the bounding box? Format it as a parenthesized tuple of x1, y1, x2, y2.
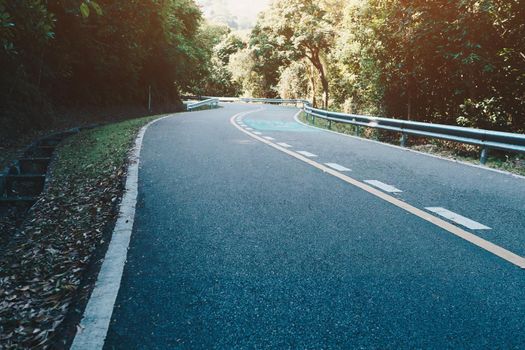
(70, 114, 173, 350)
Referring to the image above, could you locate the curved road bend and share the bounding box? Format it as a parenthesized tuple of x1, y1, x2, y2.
(105, 103, 525, 349)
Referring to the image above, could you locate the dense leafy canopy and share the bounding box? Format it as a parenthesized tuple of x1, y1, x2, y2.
(223, 0, 524, 132)
(0, 0, 205, 134)
(1, 0, 523, 133)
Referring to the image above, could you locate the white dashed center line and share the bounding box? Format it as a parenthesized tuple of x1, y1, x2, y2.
(246, 128, 254, 131)
(264, 136, 276, 141)
(364, 180, 403, 193)
(253, 132, 263, 135)
(297, 151, 318, 158)
(325, 163, 351, 172)
(277, 142, 293, 148)
(425, 207, 491, 230)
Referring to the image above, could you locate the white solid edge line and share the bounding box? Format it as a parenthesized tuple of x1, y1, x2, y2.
(70, 114, 173, 350)
(426, 207, 491, 230)
(364, 180, 403, 193)
(297, 151, 318, 158)
(325, 163, 351, 172)
(232, 112, 525, 269)
(293, 111, 525, 181)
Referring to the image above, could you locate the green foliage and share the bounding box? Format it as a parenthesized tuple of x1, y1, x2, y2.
(458, 97, 511, 130)
(2, 0, 523, 134)
(244, 0, 524, 132)
(277, 61, 309, 99)
(246, 0, 336, 106)
(331, 0, 525, 131)
(245, 20, 290, 98)
(187, 23, 244, 96)
(0, 0, 206, 136)
(79, 3, 89, 18)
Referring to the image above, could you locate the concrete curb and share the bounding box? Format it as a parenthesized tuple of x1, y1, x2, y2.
(70, 114, 173, 350)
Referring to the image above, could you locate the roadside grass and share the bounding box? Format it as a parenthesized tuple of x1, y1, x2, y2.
(298, 112, 525, 177)
(0, 114, 164, 349)
(54, 116, 158, 179)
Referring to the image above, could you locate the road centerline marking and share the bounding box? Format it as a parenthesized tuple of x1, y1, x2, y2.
(277, 142, 293, 148)
(297, 151, 318, 158)
(325, 163, 351, 172)
(425, 207, 491, 230)
(264, 136, 276, 141)
(231, 112, 525, 269)
(364, 180, 402, 193)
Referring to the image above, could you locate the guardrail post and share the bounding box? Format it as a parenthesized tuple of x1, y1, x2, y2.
(328, 120, 332, 130)
(400, 133, 408, 147)
(480, 147, 489, 165)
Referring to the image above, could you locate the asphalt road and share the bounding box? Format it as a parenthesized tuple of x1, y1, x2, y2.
(104, 103, 525, 349)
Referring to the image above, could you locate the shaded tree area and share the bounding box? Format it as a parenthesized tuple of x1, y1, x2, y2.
(229, 0, 524, 132)
(190, 22, 245, 97)
(0, 0, 207, 138)
(2, 0, 523, 134)
(352, 0, 525, 131)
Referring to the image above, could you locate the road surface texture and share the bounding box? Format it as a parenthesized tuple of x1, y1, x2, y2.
(104, 103, 525, 349)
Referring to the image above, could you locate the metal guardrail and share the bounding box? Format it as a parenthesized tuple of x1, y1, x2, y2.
(240, 98, 309, 107)
(183, 95, 239, 103)
(186, 98, 219, 111)
(182, 95, 525, 164)
(303, 104, 525, 164)
(183, 96, 308, 106)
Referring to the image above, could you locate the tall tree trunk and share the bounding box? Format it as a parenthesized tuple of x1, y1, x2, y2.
(308, 51, 329, 109)
(406, 48, 413, 120)
(319, 69, 329, 109)
(307, 64, 317, 107)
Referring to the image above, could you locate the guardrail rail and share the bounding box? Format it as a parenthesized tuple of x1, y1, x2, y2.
(186, 98, 219, 111)
(240, 98, 309, 107)
(182, 95, 525, 164)
(303, 104, 525, 164)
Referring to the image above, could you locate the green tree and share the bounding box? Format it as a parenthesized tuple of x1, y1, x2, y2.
(1, 0, 208, 136)
(255, 0, 335, 107)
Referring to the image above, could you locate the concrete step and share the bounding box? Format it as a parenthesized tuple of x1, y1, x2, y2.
(3, 175, 46, 196)
(18, 158, 52, 174)
(24, 145, 55, 158)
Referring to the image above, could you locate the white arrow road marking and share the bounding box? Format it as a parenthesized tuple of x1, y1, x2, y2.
(325, 163, 351, 172)
(365, 180, 402, 193)
(425, 207, 491, 230)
